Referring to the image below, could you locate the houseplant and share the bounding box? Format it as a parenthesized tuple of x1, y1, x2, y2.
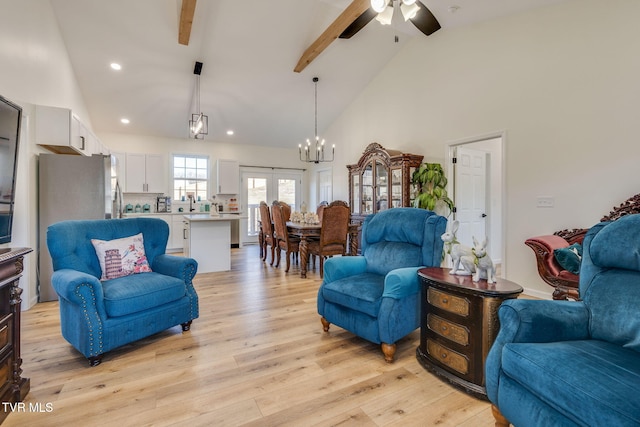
(412, 162, 454, 216)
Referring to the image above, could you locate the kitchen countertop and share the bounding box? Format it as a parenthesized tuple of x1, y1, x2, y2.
(123, 211, 243, 216)
(183, 214, 248, 221)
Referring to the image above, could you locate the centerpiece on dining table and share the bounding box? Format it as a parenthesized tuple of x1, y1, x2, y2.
(290, 211, 320, 224)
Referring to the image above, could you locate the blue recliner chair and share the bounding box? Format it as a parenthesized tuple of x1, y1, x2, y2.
(317, 207, 447, 362)
(47, 218, 199, 366)
(486, 214, 640, 426)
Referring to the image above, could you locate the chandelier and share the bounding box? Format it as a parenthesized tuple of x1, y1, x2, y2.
(371, 0, 420, 25)
(189, 61, 208, 139)
(299, 77, 334, 164)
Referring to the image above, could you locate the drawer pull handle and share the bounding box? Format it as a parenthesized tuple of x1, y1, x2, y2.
(441, 326, 447, 331)
(442, 298, 448, 303)
(441, 353, 447, 359)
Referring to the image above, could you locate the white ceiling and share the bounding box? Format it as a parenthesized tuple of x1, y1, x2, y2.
(50, 0, 568, 148)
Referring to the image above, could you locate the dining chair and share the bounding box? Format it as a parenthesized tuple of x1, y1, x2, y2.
(308, 201, 350, 278)
(316, 201, 328, 223)
(258, 201, 275, 265)
(271, 200, 300, 272)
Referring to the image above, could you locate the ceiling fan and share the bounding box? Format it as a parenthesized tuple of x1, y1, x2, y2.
(294, 0, 440, 73)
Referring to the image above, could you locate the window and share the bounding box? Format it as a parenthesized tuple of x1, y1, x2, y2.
(173, 154, 209, 202)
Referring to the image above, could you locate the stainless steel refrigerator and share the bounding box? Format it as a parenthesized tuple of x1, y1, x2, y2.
(38, 154, 121, 301)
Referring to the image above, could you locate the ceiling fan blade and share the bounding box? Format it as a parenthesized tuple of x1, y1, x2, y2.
(410, 0, 441, 36)
(178, 0, 197, 46)
(294, 0, 371, 73)
(339, 8, 377, 39)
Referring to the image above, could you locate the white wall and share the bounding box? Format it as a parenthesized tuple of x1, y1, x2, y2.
(313, 0, 640, 298)
(0, 0, 92, 309)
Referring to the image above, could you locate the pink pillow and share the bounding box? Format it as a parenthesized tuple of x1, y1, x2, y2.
(91, 233, 152, 280)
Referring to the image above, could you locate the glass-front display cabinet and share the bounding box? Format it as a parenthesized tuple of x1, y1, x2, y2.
(348, 143, 424, 247)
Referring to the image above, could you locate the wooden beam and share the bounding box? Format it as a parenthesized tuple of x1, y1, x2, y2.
(178, 0, 197, 46)
(294, 0, 371, 73)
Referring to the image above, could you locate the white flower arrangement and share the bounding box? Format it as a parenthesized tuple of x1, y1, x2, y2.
(290, 211, 319, 224)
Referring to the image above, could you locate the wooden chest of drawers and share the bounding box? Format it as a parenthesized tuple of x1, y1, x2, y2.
(416, 267, 522, 399)
(0, 248, 31, 424)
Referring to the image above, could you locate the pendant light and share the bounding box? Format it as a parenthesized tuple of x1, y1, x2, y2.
(189, 61, 208, 139)
(299, 77, 334, 164)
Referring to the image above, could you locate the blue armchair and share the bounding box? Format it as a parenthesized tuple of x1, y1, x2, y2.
(486, 214, 640, 426)
(317, 208, 447, 362)
(47, 218, 199, 366)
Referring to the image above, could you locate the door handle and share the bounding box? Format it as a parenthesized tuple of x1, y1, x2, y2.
(481, 213, 487, 218)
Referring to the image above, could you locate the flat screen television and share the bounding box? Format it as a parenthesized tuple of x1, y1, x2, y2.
(0, 95, 22, 244)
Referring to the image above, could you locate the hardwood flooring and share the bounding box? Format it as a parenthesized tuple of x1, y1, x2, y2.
(7, 245, 496, 426)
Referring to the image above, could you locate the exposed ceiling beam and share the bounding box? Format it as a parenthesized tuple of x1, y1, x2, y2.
(294, 0, 371, 73)
(178, 0, 197, 46)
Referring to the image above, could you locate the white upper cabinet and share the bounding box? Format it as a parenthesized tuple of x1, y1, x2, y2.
(217, 159, 239, 194)
(125, 153, 167, 193)
(36, 105, 93, 156)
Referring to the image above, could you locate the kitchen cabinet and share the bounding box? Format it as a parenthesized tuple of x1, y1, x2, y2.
(348, 143, 423, 247)
(183, 215, 232, 272)
(35, 105, 92, 156)
(171, 214, 185, 250)
(125, 153, 166, 193)
(216, 159, 239, 194)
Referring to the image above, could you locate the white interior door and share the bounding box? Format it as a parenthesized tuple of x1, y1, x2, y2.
(454, 146, 487, 250)
(241, 168, 301, 244)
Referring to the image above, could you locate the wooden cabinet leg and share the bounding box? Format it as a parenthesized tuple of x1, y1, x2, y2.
(491, 405, 510, 427)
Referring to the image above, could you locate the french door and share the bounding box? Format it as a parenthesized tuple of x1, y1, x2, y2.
(241, 168, 302, 244)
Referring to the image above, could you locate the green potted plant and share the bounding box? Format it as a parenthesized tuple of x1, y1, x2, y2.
(412, 163, 454, 216)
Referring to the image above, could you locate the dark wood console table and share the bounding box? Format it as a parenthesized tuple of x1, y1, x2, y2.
(0, 247, 31, 424)
(416, 267, 522, 400)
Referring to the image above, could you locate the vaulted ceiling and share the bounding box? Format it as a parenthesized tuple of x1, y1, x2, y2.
(49, 0, 567, 148)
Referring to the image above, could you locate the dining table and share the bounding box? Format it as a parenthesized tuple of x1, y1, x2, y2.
(284, 221, 360, 278)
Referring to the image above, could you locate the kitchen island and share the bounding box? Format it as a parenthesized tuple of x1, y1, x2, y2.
(182, 214, 236, 273)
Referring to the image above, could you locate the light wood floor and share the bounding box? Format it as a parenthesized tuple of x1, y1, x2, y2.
(7, 245, 497, 427)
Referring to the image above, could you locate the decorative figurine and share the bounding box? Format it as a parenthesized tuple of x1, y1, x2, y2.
(441, 220, 474, 275)
(461, 236, 496, 283)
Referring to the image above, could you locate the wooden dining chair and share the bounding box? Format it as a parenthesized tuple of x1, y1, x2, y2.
(316, 201, 328, 223)
(271, 200, 300, 272)
(258, 201, 276, 265)
(308, 200, 350, 278)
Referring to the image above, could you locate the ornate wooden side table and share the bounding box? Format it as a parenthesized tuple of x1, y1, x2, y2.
(416, 267, 522, 400)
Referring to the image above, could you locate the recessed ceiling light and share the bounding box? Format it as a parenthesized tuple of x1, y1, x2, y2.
(226, 130, 234, 136)
(120, 118, 130, 124)
(110, 63, 122, 71)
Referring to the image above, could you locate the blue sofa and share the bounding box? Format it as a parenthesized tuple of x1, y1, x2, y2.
(47, 218, 199, 366)
(317, 208, 447, 362)
(486, 214, 640, 426)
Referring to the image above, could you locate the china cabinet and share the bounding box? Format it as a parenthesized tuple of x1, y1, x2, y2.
(348, 142, 423, 225)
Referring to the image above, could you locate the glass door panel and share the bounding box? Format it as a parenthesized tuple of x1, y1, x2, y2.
(391, 168, 402, 208)
(351, 174, 360, 215)
(362, 163, 374, 214)
(375, 160, 388, 211)
(241, 169, 301, 244)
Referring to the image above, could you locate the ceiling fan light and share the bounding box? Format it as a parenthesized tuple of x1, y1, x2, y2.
(400, 2, 420, 21)
(371, 0, 387, 13)
(375, 6, 394, 25)
(402, 0, 417, 5)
